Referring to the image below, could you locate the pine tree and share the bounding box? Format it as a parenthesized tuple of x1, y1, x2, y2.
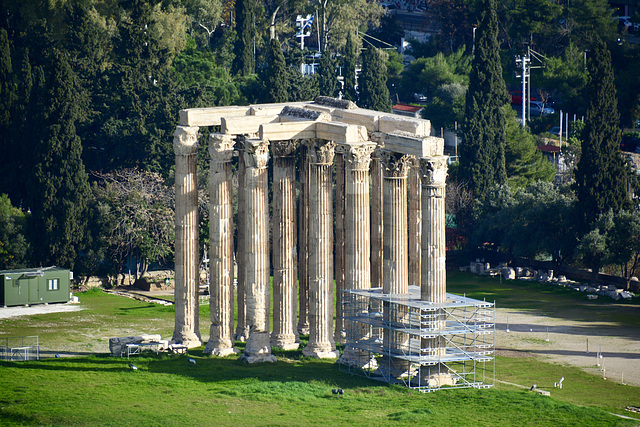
(233, 0, 255, 76)
(267, 38, 287, 103)
(359, 46, 391, 112)
(318, 49, 338, 97)
(574, 38, 628, 233)
(459, 0, 509, 198)
(28, 49, 91, 268)
(342, 32, 358, 102)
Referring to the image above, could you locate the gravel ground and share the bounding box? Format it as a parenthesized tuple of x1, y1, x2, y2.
(495, 308, 640, 387)
(0, 303, 83, 319)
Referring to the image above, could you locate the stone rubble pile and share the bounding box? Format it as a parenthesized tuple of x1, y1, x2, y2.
(461, 261, 636, 301)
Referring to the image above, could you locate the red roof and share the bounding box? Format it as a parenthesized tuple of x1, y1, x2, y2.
(392, 103, 423, 113)
(538, 145, 560, 153)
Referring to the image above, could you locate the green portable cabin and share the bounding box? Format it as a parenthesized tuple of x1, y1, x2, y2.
(0, 267, 72, 307)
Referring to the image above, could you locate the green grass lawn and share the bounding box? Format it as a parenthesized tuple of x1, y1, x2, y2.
(0, 352, 636, 426)
(0, 276, 639, 425)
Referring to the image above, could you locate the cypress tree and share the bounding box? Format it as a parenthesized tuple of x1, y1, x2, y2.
(233, 0, 255, 76)
(459, 0, 509, 198)
(0, 28, 16, 199)
(359, 46, 391, 112)
(342, 32, 358, 102)
(29, 49, 91, 268)
(267, 38, 287, 103)
(318, 49, 338, 98)
(574, 38, 628, 233)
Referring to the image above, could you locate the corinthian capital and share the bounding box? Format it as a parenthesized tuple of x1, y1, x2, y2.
(304, 139, 335, 165)
(173, 126, 199, 155)
(209, 134, 235, 164)
(419, 156, 448, 188)
(343, 142, 376, 172)
(243, 139, 270, 169)
(272, 140, 298, 158)
(380, 150, 411, 178)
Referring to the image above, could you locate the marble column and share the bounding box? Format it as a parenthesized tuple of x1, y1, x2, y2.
(338, 142, 376, 367)
(370, 155, 384, 288)
(344, 143, 376, 292)
(334, 151, 346, 344)
(235, 145, 249, 341)
(172, 126, 202, 348)
(241, 138, 276, 363)
(204, 134, 238, 356)
(419, 156, 451, 387)
(408, 157, 422, 288)
(271, 140, 299, 350)
(382, 152, 411, 295)
(380, 151, 411, 378)
(302, 139, 340, 359)
(297, 146, 310, 335)
(420, 156, 448, 304)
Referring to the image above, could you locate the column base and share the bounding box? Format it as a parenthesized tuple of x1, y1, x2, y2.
(412, 365, 458, 388)
(417, 372, 457, 388)
(338, 348, 378, 369)
(377, 357, 413, 380)
(297, 323, 310, 336)
(203, 339, 238, 357)
(170, 334, 202, 349)
(234, 327, 249, 343)
(240, 353, 278, 364)
(271, 334, 300, 350)
(243, 331, 274, 359)
(302, 344, 340, 359)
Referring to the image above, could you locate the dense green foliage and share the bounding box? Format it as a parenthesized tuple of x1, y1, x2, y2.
(459, 0, 509, 198)
(266, 39, 288, 102)
(358, 46, 391, 112)
(28, 49, 92, 269)
(0, 0, 637, 278)
(341, 32, 358, 102)
(574, 38, 628, 234)
(0, 194, 30, 269)
(318, 49, 339, 98)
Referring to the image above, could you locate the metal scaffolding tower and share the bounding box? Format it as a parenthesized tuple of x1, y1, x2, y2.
(340, 286, 494, 392)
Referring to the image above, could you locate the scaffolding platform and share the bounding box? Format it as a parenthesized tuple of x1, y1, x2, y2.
(340, 286, 494, 392)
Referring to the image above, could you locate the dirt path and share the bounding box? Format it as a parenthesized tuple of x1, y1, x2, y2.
(495, 308, 640, 387)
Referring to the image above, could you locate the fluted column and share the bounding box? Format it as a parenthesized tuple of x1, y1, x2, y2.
(172, 126, 202, 348)
(420, 156, 448, 303)
(371, 155, 384, 288)
(408, 157, 422, 288)
(344, 143, 376, 291)
(241, 138, 276, 363)
(235, 146, 249, 341)
(419, 156, 451, 387)
(339, 142, 376, 367)
(271, 140, 299, 350)
(297, 146, 310, 335)
(334, 151, 346, 344)
(382, 152, 411, 295)
(204, 134, 237, 356)
(380, 151, 411, 378)
(302, 139, 340, 359)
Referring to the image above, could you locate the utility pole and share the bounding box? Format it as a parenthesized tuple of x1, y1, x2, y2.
(515, 54, 529, 128)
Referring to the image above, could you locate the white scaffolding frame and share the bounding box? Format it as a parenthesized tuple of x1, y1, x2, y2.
(340, 286, 494, 392)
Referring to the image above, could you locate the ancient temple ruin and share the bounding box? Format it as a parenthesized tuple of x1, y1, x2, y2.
(172, 97, 494, 390)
